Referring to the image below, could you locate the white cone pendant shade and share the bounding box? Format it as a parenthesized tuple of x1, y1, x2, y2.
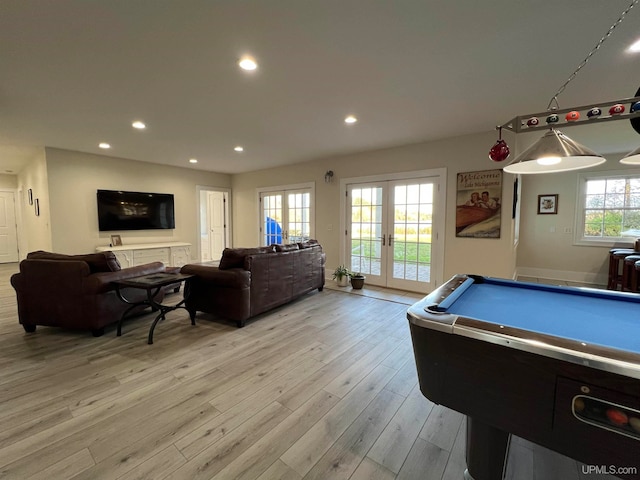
(503, 129, 606, 174)
(620, 145, 640, 165)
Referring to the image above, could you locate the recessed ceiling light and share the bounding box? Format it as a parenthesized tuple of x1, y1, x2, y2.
(629, 39, 640, 52)
(234, 146, 244, 152)
(345, 115, 358, 124)
(132, 121, 146, 129)
(189, 158, 198, 164)
(99, 143, 111, 149)
(238, 56, 257, 71)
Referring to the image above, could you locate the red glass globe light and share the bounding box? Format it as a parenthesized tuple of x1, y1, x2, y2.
(489, 139, 510, 162)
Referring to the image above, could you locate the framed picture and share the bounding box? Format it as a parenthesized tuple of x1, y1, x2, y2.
(538, 194, 558, 214)
(28, 189, 33, 205)
(456, 169, 503, 238)
(110, 234, 123, 247)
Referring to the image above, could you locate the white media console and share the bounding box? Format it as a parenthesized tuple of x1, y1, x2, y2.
(96, 242, 191, 268)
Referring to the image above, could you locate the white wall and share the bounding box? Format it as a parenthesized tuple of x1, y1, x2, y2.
(517, 153, 640, 285)
(45, 148, 231, 257)
(16, 148, 52, 257)
(0, 175, 16, 189)
(232, 131, 519, 284)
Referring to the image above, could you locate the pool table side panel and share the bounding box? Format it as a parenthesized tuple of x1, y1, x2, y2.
(408, 323, 640, 475)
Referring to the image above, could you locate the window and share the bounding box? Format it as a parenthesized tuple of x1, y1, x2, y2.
(576, 170, 640, 246)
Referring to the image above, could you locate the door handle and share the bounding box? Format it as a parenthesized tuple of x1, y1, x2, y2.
(378, 234, 386, 246)
(388, 235, 394, 246)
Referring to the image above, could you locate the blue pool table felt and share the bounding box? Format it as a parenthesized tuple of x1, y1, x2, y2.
(447, 279, 640, 355)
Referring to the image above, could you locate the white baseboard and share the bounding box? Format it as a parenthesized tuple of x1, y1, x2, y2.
(516, 267, 607, 286)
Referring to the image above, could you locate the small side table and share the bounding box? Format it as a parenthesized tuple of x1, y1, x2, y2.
(113, 272, 195, 344)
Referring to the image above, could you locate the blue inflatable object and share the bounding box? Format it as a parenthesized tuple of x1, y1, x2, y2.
(265, 217, 282, 244)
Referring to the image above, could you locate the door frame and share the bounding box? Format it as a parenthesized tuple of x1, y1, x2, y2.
(196, 185, 231, 262)
(339, 168, 447, 289)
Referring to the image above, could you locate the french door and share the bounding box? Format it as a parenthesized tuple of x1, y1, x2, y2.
(260, 187, 313, 245)
(347, 178, 439, 292)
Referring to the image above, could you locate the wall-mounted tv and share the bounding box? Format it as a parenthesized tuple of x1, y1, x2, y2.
(97, 189, 175, 231)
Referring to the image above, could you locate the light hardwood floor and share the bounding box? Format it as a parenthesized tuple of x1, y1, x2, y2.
(0, 264, 617, 480)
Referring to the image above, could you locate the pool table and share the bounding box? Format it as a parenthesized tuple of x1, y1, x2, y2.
(407, 274, 640, 480)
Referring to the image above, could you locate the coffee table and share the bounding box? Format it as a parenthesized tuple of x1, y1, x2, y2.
(113, 272, 195, 344)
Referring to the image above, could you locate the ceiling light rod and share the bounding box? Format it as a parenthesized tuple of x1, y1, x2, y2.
(499, 0, 638, 135)
(499, 96, 640, 134)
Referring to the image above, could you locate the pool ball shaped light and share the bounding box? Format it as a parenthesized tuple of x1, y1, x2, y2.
(565, 111, 580, 122)
(609, 104, 625, 115)
(587, 107, 602, 119)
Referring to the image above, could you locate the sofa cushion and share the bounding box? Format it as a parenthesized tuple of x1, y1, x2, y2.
(273, 243, 299, 252)
(219, 246, 274, 270)
(297, 239, 319, 249)
(27, 250, 121, 273)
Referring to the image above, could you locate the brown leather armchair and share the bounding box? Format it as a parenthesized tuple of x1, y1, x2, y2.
(10, 251, 166, 336)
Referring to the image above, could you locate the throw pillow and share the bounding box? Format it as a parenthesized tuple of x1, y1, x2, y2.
(273, 244, 299, 252)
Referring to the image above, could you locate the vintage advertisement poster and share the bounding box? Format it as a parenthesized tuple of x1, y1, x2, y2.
(456, 169, 502, 238)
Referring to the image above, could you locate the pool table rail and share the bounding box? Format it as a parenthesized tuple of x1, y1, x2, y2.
(408, 274, 640, 380)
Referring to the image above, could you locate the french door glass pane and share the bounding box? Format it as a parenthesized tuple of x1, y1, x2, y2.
(287, 192, 311, 243)
(393, 183, 433, 282)
(262, 194, 283, 245)
(350, 187, 383, 275)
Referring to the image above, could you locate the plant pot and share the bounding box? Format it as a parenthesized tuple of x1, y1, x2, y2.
(350, 276, 365, 289)
(336, 276, 349, 287)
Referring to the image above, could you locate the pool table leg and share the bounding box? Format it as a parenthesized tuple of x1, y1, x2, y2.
(465, 416, 511, 480)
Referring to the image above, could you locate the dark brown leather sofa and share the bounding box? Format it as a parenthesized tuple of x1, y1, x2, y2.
(10, 250, 166, 336)
(180, 241, 325, 327)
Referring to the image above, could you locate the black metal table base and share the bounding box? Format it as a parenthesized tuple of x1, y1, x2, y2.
(115, 280, 194, 344)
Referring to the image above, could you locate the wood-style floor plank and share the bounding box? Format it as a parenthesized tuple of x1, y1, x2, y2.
(0, 263, 606, 480)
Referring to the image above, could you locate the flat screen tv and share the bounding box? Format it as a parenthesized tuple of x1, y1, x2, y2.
(97, 189, 175, 231)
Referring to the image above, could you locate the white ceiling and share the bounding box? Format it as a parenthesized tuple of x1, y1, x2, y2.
(1, 0, 639, 175)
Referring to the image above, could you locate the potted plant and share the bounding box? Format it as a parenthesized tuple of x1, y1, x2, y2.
(349, 272, 366, 289)
(332, 265, 350, 287)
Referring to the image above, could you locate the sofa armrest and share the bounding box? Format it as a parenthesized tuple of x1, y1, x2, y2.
(180, 264, 250, 288)
(85, 261, 166, 294)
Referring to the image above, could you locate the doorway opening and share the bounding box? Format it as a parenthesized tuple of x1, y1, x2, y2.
(197, 186, 230, 262)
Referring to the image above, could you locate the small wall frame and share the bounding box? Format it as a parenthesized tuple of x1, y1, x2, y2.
(537, 194, 558, 214)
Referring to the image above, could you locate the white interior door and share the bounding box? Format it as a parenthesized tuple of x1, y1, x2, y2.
(347, 178, 437, 292)
(199, 188, 229, 262)
(0, 191, 19, 263)
(208, 191, 226, 260)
